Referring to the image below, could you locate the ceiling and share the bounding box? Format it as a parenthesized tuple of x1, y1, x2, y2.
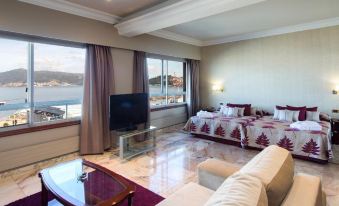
(166, 0, 339, 41)
(18, 0, 339, 46)
(65, 0, 167, 17)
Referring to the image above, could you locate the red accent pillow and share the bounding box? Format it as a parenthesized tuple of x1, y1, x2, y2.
(306, 107, 318, 112)
(276, 105, 286, 110)
(286, 105, 306, 121)
(227, 103, 251, 116)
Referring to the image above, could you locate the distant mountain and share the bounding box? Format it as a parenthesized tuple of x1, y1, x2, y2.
(0, 69, 83, 87)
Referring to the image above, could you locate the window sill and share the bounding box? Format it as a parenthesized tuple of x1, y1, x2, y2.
(0, 119, 81, 138)
(150, 103, 187, 112)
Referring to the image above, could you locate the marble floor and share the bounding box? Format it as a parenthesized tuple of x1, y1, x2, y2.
(1, 124, 339, 205)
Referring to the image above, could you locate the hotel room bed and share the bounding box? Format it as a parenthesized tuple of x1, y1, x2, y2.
(184, 115, 259, 146)
(184, 115, 332, 163)
(244, 116, 332, 163)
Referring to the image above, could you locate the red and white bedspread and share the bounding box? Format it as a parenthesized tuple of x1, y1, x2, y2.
(244, 116, 332, 161)
(184, 115, 259, 143)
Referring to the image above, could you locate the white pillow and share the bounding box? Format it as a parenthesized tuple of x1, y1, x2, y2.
(289, 110, 300, 122)
(237, 107, 245, 117)
(278, 110, 294, 122)
(273, 108, 281, 119)
(220, 106, 229, 116)
(219, 106, 225, 114)
(251, 107, 257, 116)
(306, 111, 320, 122)
(227, 107, 239, 117)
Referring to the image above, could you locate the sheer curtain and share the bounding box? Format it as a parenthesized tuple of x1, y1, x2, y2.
(186, 59, 200, 118)
(133, 51, 150, 125)
(80, 44, 113, 155)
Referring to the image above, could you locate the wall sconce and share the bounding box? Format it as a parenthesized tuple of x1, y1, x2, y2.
(212, 84, 223, 92)
(333, 85, 339, 95)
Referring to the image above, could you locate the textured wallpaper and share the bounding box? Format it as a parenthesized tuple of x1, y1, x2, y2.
(201, 26, 339, 116)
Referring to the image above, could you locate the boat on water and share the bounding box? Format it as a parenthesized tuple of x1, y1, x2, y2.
(0, 102, 6, 106)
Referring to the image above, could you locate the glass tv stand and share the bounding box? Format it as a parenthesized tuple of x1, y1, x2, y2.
(118, 126, 157, 160)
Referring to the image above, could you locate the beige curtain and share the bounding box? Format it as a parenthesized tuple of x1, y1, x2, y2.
(133, 51, 150, 125)
(186, 59, 200, 118)
(80, 45, 113, 155)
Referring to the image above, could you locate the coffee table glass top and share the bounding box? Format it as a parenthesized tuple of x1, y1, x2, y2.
(40, 159, 133, 205)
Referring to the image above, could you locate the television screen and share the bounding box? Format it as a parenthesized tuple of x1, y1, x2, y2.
(109, 93, 148, 130)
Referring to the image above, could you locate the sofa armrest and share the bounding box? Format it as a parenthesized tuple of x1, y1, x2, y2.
(197, 158, 241, 191)
(281, 173, 325, 206)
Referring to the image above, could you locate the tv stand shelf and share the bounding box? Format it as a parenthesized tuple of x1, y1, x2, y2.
(118, 126, 157, 160)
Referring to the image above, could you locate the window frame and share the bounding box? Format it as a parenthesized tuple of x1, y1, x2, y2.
(146, 54, 187, 108)
(0, 32, 86, 132)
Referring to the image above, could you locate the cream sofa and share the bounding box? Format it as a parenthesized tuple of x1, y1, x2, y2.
(157, 145, 326, 206)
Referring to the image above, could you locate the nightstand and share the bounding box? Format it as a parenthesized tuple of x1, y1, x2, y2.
(331, 118, 339, 145)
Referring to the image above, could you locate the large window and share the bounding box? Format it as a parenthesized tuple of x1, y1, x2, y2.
(0, 37, 85, 129)
(147, 57, 185, 106)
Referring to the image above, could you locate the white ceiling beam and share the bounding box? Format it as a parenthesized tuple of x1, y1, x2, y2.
(149, 30, 203, 46)
(115, 0, 266, 37)
(19, 0, 121, 24)
(20, 0, 338, 47)
(18, 0, 203, 46)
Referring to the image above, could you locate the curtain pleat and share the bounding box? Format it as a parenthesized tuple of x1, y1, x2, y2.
(186, 59, 200, 118)
(133, 51, 150, 125)
(80, 45, 113, 155)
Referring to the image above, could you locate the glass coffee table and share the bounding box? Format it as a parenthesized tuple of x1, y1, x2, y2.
(39, 159, 135, 206)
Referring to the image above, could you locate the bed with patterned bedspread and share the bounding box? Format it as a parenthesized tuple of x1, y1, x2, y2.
(244, 116, 332, 162)
(184, 115, 259, 145)
(184, 115, 332, 163)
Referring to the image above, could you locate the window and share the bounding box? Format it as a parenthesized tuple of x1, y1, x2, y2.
(0, 38, 29, 128)
(147, 57, 185, 106)
(0, 37, 85, 129)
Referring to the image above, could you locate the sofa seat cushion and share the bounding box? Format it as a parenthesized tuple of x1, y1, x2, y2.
(281, 173, 325, 206)
(156, 182, 214, 206)
(204, 172, 268, 206)
(198, 158, 241, 190)
(239, 145, 294, 206)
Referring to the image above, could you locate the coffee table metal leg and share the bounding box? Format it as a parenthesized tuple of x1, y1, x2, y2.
(41, 181, 48, 206)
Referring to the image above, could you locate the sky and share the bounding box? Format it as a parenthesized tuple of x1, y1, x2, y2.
(147, 58, 184, 78)
(0, 38, 85, 74)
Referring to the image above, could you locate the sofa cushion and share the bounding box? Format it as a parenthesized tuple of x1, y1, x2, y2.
(156, 182, 214, 206)
(198, 158, 241, 190)
(204, 172, 268, 206)
(239, 145, 294, 206)
(281, 173, 325, 206)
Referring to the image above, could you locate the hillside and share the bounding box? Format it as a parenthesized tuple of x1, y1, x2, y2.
(0, 69, 83, 87)
(149, 75, 183, 87)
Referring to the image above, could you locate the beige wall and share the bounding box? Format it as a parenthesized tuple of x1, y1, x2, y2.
(0, 125, 79, 172)
(111, 48, 134, 94)
(0, 0, 201, 60)
(201, 26, 339, 115)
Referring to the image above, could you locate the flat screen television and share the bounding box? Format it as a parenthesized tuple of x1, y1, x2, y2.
(109, 93, 148, 131)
